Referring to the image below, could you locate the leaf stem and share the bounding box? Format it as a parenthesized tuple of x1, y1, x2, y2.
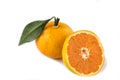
(53, 17, 60, 26)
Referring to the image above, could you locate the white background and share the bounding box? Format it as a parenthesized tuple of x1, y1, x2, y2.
(0, 0, 120, 80)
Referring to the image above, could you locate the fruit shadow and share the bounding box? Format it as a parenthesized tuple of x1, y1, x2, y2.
(101, 57, 107, 72)
(53, 58, 63, 65)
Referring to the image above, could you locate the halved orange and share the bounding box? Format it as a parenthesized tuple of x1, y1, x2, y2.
(62, 30, 104, 76)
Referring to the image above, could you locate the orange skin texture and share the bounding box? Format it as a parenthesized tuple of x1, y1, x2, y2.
(36, 22, 73, 58)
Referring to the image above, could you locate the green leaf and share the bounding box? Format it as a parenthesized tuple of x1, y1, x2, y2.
(18, 17, 52, 45)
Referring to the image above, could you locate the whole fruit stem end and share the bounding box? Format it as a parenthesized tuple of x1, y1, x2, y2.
(54, 17, 60, 26)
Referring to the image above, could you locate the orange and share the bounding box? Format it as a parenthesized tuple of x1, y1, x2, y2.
(62, 30, 104, 76)
(36, 21, 73, 59)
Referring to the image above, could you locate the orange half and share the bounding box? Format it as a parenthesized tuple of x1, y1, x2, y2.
(62, 30, 104, 76)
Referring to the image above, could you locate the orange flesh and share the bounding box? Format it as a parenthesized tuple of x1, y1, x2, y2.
(67, 33, 103, 74)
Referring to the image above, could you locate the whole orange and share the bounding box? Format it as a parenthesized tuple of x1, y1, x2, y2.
(36, 21, 73, 58)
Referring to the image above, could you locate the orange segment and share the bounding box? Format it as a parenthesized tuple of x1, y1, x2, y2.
(62, 30, 104, 76)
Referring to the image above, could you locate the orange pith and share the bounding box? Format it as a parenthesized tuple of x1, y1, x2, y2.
(62, 30, 104, 76)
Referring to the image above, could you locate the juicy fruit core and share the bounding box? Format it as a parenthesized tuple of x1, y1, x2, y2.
(80, 47, 89, 59)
